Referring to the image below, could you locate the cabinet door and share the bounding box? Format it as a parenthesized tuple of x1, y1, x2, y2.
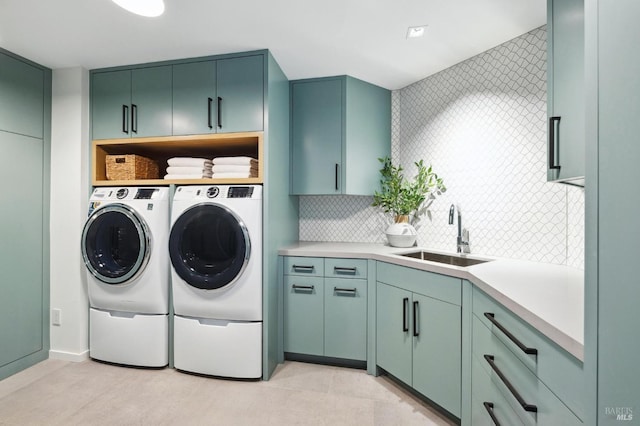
(91, 70, 131, 140)
(548, 0, 584, 183)
(291, 78, 343, 195)
(412, 293, 462, 417)
(173, 61, 216, 136)
(0, 53, 44, 138)
(284, 276, 324, 356)
(324, 278, 367, 360)
(131, 66, 172, 138)
(376, 282, 412, 384)
(216, 55, 263, 133)
(0, 131, 44, 369)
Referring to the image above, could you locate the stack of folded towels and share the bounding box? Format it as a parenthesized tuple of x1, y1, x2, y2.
(211, 157, 258, 179)
(164, 157, 213, 180)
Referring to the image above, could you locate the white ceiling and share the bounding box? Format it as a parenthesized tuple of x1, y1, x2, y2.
(0, 0, 546, 90)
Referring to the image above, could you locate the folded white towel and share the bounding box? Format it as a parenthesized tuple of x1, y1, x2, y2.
(212, 172, 257, 179)
(212, 156, 258, 166)
(164, 174, 212, 180)
(166, 166, 212, 175)
(167, 157, 213, 167)
(212, 165, 258, 173)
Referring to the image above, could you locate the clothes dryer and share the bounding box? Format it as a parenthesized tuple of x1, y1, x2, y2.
(169, 185, 262, 379)
(81, 187, 169, 367)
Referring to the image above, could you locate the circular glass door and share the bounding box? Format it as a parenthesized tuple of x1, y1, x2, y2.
(81, 204, 151, 285)
(169, 203, 250, 291)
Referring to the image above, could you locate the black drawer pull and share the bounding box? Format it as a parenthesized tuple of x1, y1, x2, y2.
(207, 97, 213, 129)
(484, 355, 537, 413)
(484, 313, 538, 355)
(548, 116, 561, 170)
(122, 104, 129, 133)
(402, 297, 409, 332)
(131, 104, 138, 133)
(292, 284, 314, 291)
(333, 266, 357, 274)
(334, 287, 356, 294)
(292, 265, 314, 272)
(217, 96, 222, 129)
(483, 402, 501, 426)
(413, 300, 419, 337)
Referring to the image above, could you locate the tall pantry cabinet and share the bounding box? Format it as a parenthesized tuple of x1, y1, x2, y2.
(0, 48, 51, 381)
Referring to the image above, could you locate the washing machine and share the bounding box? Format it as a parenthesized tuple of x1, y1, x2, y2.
(169, 185, 262, 379)
(81, 186, 170, 367)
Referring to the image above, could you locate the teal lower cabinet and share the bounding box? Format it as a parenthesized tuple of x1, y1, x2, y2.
(471, 288, 583, 425)
(283, 256, 368, 362)
(376, 262, 462, 418)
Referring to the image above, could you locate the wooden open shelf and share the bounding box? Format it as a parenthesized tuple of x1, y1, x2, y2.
(92, 132, 264, 186)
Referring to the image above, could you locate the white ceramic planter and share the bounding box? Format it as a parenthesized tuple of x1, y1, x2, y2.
(385, 222, 417, 248)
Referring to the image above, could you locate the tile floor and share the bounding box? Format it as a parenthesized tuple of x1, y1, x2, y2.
(0, 359, 456, 425)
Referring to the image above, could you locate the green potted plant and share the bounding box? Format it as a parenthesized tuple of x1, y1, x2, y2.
(372, 157, 446, 247)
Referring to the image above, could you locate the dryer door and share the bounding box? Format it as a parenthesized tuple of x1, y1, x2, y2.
(81, 204, 151, 285)
(169, 203, 250, 291)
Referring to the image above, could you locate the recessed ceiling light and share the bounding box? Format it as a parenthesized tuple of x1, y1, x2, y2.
(112, 0, 165, 17)
(407, 25, 427, 39)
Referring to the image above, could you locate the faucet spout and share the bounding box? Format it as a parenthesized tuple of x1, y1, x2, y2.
(448, 204, 470, 254)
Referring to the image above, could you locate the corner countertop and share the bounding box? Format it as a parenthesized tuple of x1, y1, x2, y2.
(278, 241, 585, 361)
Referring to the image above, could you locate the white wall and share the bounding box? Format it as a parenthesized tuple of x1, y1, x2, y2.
(49, 67, 90, 361)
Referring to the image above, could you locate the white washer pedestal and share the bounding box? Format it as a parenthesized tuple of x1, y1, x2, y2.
(174, 315, 262, 379)
(89, 308, 168, 367)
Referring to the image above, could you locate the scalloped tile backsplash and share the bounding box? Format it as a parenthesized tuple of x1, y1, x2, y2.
(299, 26, 584, 269)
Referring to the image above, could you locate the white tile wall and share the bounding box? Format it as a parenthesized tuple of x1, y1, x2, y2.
(299, 26, 585, 269)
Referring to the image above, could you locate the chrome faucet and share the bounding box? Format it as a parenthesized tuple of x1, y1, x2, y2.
(448, 204, 470, 254)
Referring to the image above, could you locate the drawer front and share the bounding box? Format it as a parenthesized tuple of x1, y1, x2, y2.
(324, 258, 368, 279)
(284, 256, 324, 277)
(284, 276, 324, 356)
(473, 316, 582, 425)
(324, 278, 367, 360)
(376, 261, 461, 306)
(473, 287, 584, 420)
(472, 352, 525, 426)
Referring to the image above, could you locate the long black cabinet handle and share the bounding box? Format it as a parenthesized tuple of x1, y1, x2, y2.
(131, 104, 138, 133)
(122, 105, 129, 133)
(292, 265, 314, 272)
(484, 355, 537, 413)
(413, 301, 419, 337)
(217, 97, 222, 129)
(548, 116, 561, 170)
(335, 164, 339, 191)
(483, 402, 501, 426)
(207, 97, 213, 129)
(333, 266, 357, 274)
(292, 284, 314, 291)
(334, 287, 357, 294)
(402, 297, 409, 332)
(484, 313, 538, 355)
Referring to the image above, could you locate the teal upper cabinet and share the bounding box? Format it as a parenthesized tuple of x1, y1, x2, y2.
(216, 55, 264, 133)
(92, 66, 172, 139)
(172, 61, 217, 136)
(290, 76, 391, 195)
(0, 53, 44, 138)
(172, 55, 263, 136)
(547, 0, 585, 185)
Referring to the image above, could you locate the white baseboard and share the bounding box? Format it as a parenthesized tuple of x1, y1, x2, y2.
(49, 349, 90, 362)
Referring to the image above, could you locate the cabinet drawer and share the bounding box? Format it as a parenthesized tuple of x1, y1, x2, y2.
(324, 258, 368, 279)
(324, 278, 367, 360)
(376, 261, 461, 306)
(284, 256, 324, 277)
(473, 316, 582, 425)
(472, 352, 525, 426)
(472, 287, 584, 420)
(283, 276, 324, 356)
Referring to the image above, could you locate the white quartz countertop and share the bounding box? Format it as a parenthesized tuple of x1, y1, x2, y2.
(279, 241, 585, 361)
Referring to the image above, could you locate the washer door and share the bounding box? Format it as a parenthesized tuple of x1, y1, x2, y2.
(169, 203, 250, 291)
(81, 204, 151, 285)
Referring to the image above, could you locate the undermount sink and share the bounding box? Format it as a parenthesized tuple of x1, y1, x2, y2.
(399, 250, 491, 267)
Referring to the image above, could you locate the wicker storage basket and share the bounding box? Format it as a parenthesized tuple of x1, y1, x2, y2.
(106, 154, 159, 180)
